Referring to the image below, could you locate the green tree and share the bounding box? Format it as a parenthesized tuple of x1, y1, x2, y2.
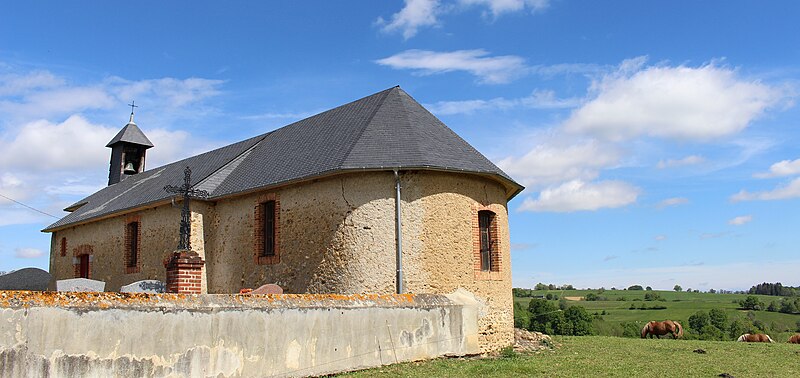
(739, 296, 764, 310)
(527, 299, 560, 334)
(513, 301, 530, 329)
(628, 285, 644, 290)
(708, 308, 728, 330)
(645, 286, 652, 291)
(779, 298, 798, 314)
(728, 319, 747, 340)
(545, 293, 554, 300)
(564, 306, 594, 336)
(584, 293, 598, 301)
(534, 283, 548, 291)
(688, 311, 710, 332)
(767, 301, 778, 312)
(674, 285, 683, 292)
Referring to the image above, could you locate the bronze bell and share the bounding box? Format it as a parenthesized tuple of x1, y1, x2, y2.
(124, 162, 137, 174)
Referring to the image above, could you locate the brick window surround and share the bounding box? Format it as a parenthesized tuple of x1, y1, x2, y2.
(60, 237, 67, 257)
(472, 204, 502, 280)
(253, 193, 280, 265)
(72, 244, 94, 279)
(125, 215, 142, 274)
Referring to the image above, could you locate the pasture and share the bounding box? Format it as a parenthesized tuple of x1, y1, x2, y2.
(515, 290, 800, 340)
(343, 336, 800, 377)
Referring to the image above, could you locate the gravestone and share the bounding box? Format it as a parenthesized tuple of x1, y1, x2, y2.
(0, 268, 51, 291)
(120, 280, 166, 293)
(56, 278, 105, 292)
(250, 283, 283, 295)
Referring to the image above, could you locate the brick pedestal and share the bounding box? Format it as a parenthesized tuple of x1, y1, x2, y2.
(164, 249, 205, 294)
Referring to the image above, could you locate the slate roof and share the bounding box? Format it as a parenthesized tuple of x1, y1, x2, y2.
(44, 87, 523, 232)
(106, 121, 155, 148)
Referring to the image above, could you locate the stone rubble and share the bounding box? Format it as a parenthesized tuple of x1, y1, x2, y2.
(513, 328, 558, 353)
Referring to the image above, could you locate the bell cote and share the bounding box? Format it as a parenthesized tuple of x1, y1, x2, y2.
(106, 107, 154, 186)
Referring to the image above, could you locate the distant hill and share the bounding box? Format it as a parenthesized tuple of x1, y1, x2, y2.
(0, 268, 51, 291)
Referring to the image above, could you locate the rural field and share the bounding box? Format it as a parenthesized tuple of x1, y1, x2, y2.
(343, 336, 800, 377)
(515, 289, 800, 341)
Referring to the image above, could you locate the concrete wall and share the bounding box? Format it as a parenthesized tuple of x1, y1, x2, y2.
(50, 170, 514, 352)
(0, 290, 479, 378)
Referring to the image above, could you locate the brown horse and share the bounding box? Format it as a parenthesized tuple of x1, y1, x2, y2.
(788, 334, 800, 344)
(736, 333, 774, 343)
(641, 320, 684, 339)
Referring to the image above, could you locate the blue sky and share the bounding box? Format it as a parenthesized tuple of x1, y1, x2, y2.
(1, 1, 799, 290)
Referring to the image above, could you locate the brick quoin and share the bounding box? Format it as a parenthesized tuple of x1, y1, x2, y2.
(253, 193, 280, 265)
(472, 203, 502, 281)
(124, 215, 142, 274)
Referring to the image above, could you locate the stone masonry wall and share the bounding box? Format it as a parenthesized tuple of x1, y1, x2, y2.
(49, 204, 185, 292)
(49, 170, 514, 352)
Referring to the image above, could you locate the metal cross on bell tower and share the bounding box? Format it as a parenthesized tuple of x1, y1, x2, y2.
(164, 167, 209, 251)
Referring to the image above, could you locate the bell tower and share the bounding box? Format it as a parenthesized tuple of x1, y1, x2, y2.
(107, 102, 154, 186)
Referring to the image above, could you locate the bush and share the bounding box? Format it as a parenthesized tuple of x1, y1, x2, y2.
(584, 293, 598, 301)
(708, 308, 728, 330)
(628, 285, 644, 291)
(728, 319, 747, 340)
(644, 292, 662, 301)
(564, 306, 595, 336)
(779, 298, 798, 314)
(739, 296, 764, 311)
(699, 325, 726, 341)
(621, 322, 642, 338)
(688, 311, 710, 332)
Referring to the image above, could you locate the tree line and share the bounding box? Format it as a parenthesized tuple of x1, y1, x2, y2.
(748, 282, 800, 297)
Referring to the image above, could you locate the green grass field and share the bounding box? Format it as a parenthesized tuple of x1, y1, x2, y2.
(515, 290, 800, 340)
(342, 336, 800, 377)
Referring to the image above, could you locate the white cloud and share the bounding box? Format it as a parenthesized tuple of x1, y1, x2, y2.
(0, 115, 116, 172)
(14, 247, 44, 259)
(657, 155, 705, 169)
(498, 140, 620, 188)
(519, 179, 640, 212)
(376, 0, 441, 39)
(657, 197, 689, 208)
(728, 215, 752, 226)
(376, 49, 527, 84)
(426, 89, 580, 115)
(109, 77, 223, 109)
(655, 235, 667, 241)
(731, 177, 800, 201)
(754, 158, 800, 178)
(0, 70, 64, 96)
(459, 0, 549, 17)
(563, 57, 785, 141)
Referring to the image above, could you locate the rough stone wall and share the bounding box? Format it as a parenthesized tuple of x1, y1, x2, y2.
(205, 172, 400, 295)
(49, 170, 514, 352)
(0, 290, 479, 378)
(414, 171, 513, 352)
(49, 205, 184, 292)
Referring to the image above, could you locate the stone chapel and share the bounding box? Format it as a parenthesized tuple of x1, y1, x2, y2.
(44, 86, 524, 349)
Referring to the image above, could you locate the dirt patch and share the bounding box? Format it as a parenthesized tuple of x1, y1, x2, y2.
(513, 328, 558, 353)
(563, 296, 583, 301)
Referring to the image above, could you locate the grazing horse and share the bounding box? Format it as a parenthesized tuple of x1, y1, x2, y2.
(736, 333, 774, 343)
(788, 334, 800, 344)
(641, 320, 684, 339)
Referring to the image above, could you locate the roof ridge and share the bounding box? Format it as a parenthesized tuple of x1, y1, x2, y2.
(337, 87, 395, 169)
